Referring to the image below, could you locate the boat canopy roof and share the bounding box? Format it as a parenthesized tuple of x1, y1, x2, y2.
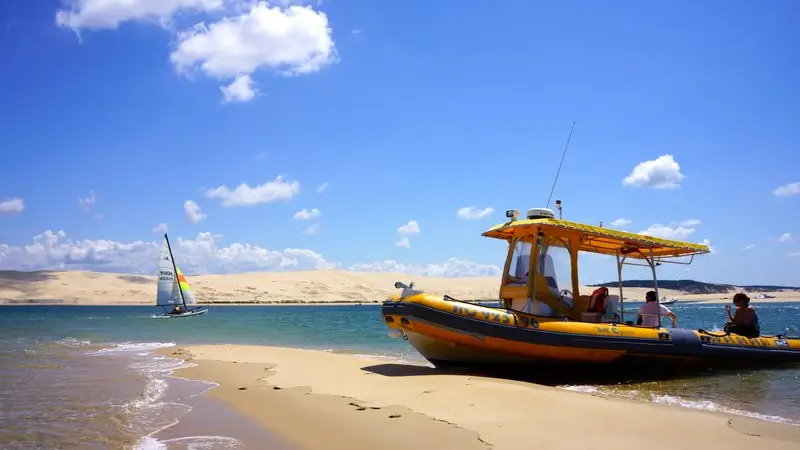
(482, 218, 710, 259)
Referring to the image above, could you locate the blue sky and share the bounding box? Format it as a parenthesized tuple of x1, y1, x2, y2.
(0, 0, 798, 285)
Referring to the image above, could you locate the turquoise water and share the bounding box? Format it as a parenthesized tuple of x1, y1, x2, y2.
(1, 302, 799, 449)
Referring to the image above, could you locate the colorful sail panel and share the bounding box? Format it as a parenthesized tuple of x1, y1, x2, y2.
(156, 237, 182, 306)
(176, 266, 198, 306)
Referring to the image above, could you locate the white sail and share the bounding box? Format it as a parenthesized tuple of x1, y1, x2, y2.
(156, 236, 182, 306)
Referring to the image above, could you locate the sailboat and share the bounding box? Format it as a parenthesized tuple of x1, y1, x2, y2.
(153, 233, 208, 318)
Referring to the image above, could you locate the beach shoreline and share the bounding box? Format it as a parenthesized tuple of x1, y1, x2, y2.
(157, 344, 800, 450)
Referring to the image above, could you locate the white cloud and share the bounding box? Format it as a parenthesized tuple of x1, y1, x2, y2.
(639, 219, 701, 240)
(316, 182, 330, 194)
(397, 220, 420, 235)
(301, 223, 321, 236)
(0, 198, 24, 215)
(348, 257, 502, 278)
(293, 208, 321, 220)
(204, 176, 299, 206)
(699, 239, 715, 254)
(788, 251, 800, 257)
(351, 28, 361, 35)
(78, 190, 97, 211)
(742, 244, 756, 251)
(170, 1, 336, 102)
(773, 182, 800, 197)
(610, 218, 632, 228)
(395, 237, 410, 248)
(184, 200, 207, 223)
(0, 230, 334, 274)
(220, 74, 258, 103)
(456, 206, 494, 220)
(777, 232, 793, 243)
(622, 154, 686, 189)
(0, 230, 500, 277)
(55, 0, 224, 31)
(153, 223, 169, 233)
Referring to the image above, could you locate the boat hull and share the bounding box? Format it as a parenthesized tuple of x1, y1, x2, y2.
(153, 307, 209, 319)
(382, 294, 800, 370)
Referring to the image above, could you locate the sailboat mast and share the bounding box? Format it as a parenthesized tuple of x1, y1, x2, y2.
(164, 233, 187, 308)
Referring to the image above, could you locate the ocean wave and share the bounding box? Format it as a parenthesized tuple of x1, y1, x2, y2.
(134, 435, 244, 450)
(87, 341, 175, 355)
(55, 337, 93, 347)
(558, 385, 798, 425)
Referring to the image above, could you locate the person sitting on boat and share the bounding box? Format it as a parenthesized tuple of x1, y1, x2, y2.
(169, 305, 184, 315)
(724, 293, 760, 338)
(636, 291, 677, 327)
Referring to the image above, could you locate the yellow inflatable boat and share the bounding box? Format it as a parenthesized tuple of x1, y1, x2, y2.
(382, 205, 800, 370)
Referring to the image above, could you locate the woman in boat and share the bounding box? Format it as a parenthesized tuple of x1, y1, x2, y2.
(636, 291, 678, 327)
(724, 293, 760, 338)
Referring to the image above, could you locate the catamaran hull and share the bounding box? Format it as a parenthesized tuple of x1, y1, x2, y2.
(382, 295, 800, 371)
(153, 308, 209, 319)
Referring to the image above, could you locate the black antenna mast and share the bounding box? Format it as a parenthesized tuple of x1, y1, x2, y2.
(546, 121, 576, 208)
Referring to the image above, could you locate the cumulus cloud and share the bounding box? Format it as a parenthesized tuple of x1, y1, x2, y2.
(777, 232, 793, 243)
(610, 218, 632, 228)
(456, 206, 494, 220)
(0, 230, 334, 274)
(742, 244, 755, 251)
(184, 200, 207, 223)
(0, 198, 25, 215)
(220, 74, 258, 103)
(639, 219, 701, 240)
(397, 220, 420, 235)
(301, 223, 321, 236)
(170, 1, 336, 101)
(622, 154, 685, 189)
(204, 176, 299, 206)
(699, 239, 715, 254)
(57, 1, 336, 102)
(55, 0, 224, 31)
(293, 208, 321, 220)
(395, 237, 410, 248)
(0, 230, 500, 277)
(316, 182, 330, 194)
(773, 182, 800, 197)
(78, 190, 97, 211)
(348, 258, 502, 278)
(153, 223, 169, 233)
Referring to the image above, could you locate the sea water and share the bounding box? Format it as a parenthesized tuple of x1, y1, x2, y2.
(0, 302, 798, 448)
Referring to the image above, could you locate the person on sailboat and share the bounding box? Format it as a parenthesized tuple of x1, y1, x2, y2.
(169, 305, 184, 315)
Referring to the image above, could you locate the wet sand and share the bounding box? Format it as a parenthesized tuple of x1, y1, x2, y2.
(158, 345, 800, 450)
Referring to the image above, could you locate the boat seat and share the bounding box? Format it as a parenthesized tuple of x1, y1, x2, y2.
(581, 312, 603, 323)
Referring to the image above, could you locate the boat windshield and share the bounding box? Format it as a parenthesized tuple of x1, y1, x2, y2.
(506, 239, 531, 285)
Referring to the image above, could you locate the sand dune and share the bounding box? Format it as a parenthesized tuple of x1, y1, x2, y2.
(161, 345, 800, 450)
(0, 269, 797, 305)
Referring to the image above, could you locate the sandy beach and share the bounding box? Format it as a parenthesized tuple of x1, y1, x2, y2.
(160, 344, 800, 450)
(1, 269, 799, 305)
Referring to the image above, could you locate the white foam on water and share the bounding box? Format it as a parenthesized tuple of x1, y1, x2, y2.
(133, 436, 167, 450)
(650, 393, 798, 425)
(87, 341, 176, 355)
(55, 337, 93, 347)
(558, 385, 799, 425)
(89, 342, 243, 450)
